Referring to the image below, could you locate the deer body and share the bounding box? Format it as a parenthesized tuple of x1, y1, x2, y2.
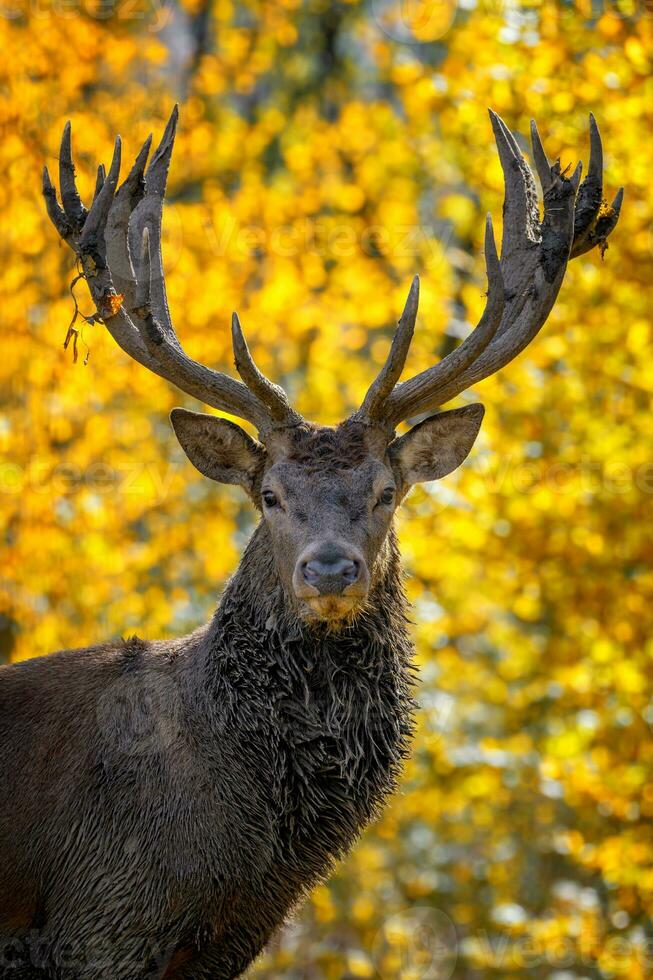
(1, 521, 412, 978)
(1, 108, 620, 977)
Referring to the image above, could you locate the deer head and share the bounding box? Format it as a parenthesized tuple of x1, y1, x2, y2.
(43, 107, 622, 623)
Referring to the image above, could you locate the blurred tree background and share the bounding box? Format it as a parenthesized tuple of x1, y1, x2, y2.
(1, 0, 652, 976)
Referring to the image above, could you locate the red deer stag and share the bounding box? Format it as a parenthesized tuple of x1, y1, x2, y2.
(0, 108, 621, 978)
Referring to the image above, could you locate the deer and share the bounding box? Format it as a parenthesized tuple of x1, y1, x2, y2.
(0, 107, 621, 979)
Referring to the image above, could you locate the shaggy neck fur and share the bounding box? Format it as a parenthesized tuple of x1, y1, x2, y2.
(193, 519, 416, 905)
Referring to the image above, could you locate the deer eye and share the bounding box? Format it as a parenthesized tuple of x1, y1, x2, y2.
(262, 490, 279, 509)
(376, 486, 395, 508)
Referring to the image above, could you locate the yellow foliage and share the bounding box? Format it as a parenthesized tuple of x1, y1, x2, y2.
(2, 0, 652, 976)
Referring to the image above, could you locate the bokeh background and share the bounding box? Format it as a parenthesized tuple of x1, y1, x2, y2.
(2, 0, 652, 976)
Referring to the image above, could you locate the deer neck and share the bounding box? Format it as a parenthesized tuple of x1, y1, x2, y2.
(189, 521, 415, 872)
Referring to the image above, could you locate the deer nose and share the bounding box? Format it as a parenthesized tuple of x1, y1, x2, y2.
(299, 544, 362, 596)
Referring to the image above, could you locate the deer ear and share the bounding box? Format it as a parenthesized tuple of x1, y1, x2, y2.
(388, 404, 484, 486)
(170, 408, 266, 492)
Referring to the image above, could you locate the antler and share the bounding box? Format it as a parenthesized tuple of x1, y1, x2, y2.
(356, 111, 623, 429)
(43, 107, 301, 436)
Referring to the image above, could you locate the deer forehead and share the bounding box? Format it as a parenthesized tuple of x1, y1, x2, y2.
(265, 458, 390, 503)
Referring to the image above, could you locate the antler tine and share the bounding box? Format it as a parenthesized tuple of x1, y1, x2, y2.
(381, 216, 504, 425)
(93, 164, 106, 203)
(358, 111, 622, 427)
(489, 109, 540, 259)
(128, 106, 179, 347)
(588, 112, 603, 181)
(134, 226, 151, 311)
(105, 132, 153, 307)
(57, 129, 123, 318)
(530, 119, 552, 194)
(355, 276, 419, 424)
(571, 114, 624, 258)
(231, 313, 301, 424)
(43, 166, 72, 243)
(79, 136, 121, 257)
(59, 121, 88, 231)
(146, 103, 178, 195)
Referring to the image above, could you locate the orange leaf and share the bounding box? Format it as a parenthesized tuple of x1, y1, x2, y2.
(101, 292, 124, 318)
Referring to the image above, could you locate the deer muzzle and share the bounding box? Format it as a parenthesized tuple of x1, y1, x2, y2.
(293, 541, 370, 618)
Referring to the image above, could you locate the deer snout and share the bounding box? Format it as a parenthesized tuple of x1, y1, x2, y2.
(293, 542, 369, 599)
(304, 554, 358, 592)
